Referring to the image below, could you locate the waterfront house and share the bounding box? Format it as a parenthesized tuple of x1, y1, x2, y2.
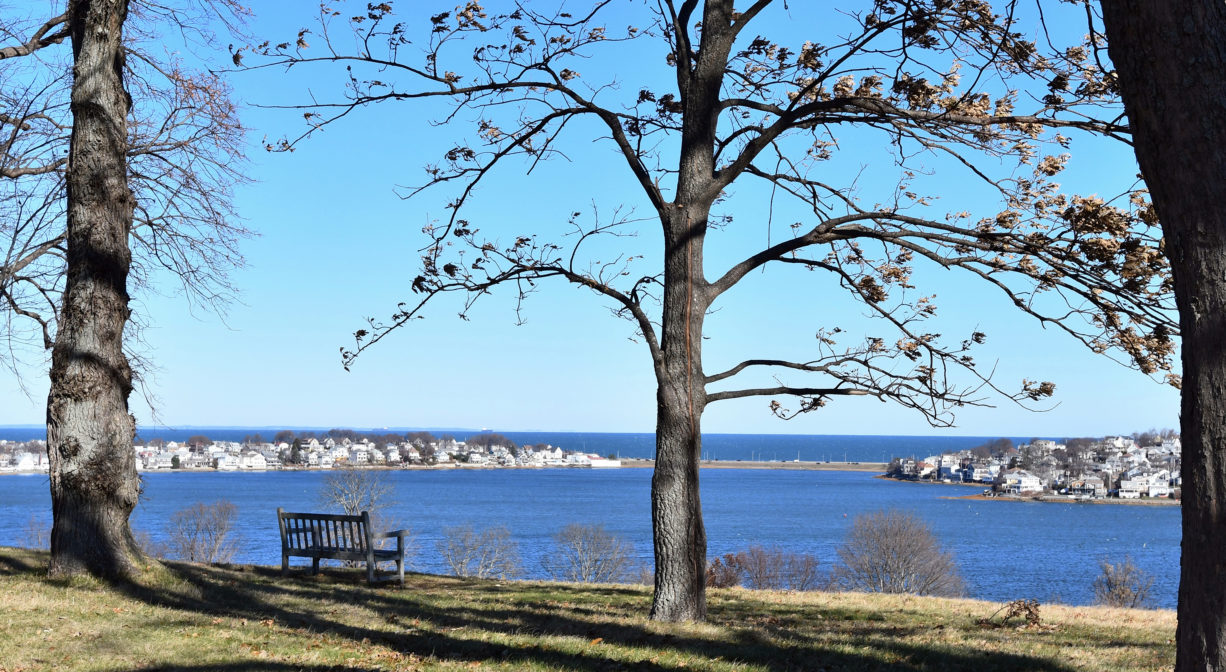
(467, 451, 489, 465)
(938, 454, 960, 479)
(1002, 469, 1044, 494)
(899, 458, 918, 476)
(238, 452, 267, 470)
(566, 452, 592, 466)
(1069, 475, 1106, 498)
(149, 453, 175, 469)
(186, 453, 211, 469)
(589, 454, 622, 468)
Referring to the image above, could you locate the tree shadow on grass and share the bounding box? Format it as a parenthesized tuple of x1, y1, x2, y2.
(141, 664, 361, 672)
(1, 550, 1080, 671)
(0, 547, 41, 574)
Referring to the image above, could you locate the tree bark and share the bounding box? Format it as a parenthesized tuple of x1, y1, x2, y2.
(46, 0, 141, 579)
(650, 205, 712, 622)
(1102, 3, 1226, 669)
(648, 1, 736, 622)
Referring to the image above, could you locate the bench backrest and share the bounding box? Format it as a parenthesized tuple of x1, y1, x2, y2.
(277, 508, 372, 552)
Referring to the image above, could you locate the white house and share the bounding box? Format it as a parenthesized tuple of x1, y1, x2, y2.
(238, 451, 267, 470)
(588, 454, 621, 468)
(565, 452, 592, 466)
(1002, 469, 1043, 494)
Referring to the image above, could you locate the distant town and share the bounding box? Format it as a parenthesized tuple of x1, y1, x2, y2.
(886, 431, 1182, 501)
(0, 430, 622, 473)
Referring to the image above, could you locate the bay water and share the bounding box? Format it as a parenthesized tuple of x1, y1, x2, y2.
(0, 465, 1180, 608)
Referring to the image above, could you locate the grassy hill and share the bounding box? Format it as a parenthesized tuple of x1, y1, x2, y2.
(0, 547, 1173, 671)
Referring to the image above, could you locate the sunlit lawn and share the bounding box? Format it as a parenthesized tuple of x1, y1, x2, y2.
(0, 546, 1173, 671)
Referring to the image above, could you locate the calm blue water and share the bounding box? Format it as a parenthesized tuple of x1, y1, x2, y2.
(0, 426, 1058, 462)
(0, 467, 1180, 608)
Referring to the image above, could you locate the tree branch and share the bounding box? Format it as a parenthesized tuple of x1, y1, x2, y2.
(0, 13, 69, 60)
(706, 386, 869, 404)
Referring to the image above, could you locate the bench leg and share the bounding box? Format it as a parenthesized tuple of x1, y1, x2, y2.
(312, 558, 320, 575)
(281, 554, 289, 577)
(397, 557, 404, 586)
(366, 561, 375, 585)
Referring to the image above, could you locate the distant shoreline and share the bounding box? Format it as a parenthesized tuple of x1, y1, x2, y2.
(946, 492, 1180, 506)
(619, 458, 887, 472)
(875, 473, 1181, 506)
(0, 460, 890, 476)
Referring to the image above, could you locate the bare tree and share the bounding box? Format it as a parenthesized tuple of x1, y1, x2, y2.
(41, 0, 144, 579)
(258, 0, 1173, 620)
(543, 523, 636, 584)
(165, 500, 240, 564)
(0, 3, 249, 373)
(1100, 1, 1226, 668)
(317, 466, 401, 551)
(319, 466, 393, 516)
(437, 525, 521, 579)
(0, 1, 249, 579)
(833, 509, 963, 597)
(1092, 556, 1154, 609)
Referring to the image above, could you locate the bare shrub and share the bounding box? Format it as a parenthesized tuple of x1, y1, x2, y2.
(1093, 556, 1154, 608)
(633, 565, 655, 586)
(542, 523, 635, 583)
(133, 527, 169, 559)
(438, 525, 521, 579)
(737, 546, 822, 591)
(706, 554, 743, 588)
(833, 509, 964, 597)
(705, 547, 821, 590)
(19, 514, 49, 550)
(318, 466, 404, 554)
(166, 501, 240, 563)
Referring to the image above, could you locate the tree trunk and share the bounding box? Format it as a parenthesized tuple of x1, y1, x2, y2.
(46, 0, 141, 579)
(648, 2, 733, 621)
(650, 205, 711, 622)
(1102, 3, 1226, 669)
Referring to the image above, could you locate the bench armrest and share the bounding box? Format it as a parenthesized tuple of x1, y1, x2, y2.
(375, 529, 411, 539)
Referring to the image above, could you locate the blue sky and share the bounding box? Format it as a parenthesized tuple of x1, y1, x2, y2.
(0, 1, 1180, 436)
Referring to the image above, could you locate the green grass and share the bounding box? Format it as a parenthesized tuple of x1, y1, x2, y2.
(0, 547, 1174, 671)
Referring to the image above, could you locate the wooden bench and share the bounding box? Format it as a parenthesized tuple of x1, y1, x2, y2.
(277, 508, 409, 585)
